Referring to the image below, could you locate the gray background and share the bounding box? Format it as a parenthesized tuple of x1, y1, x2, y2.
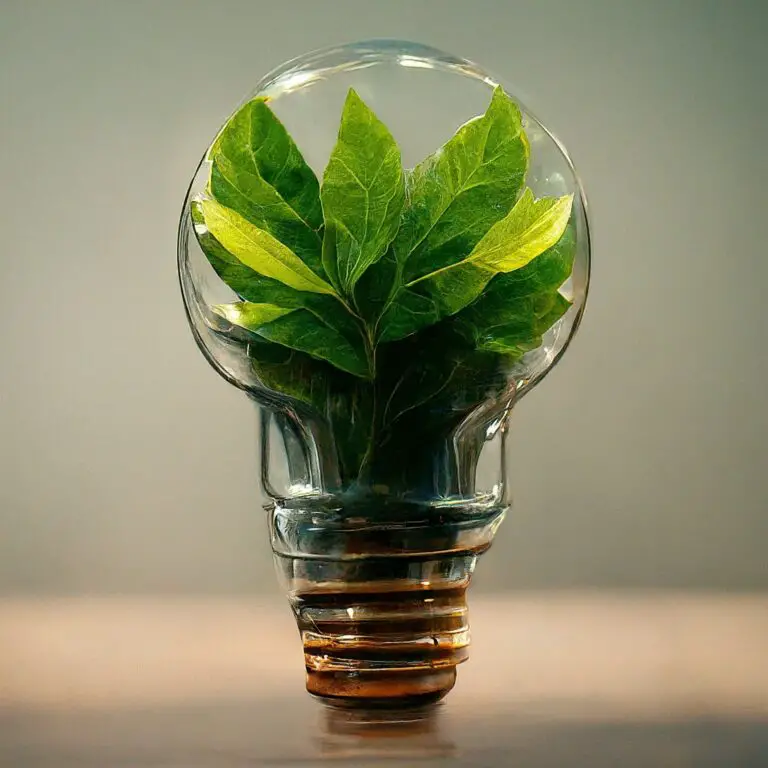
(1, 0, 766, 595)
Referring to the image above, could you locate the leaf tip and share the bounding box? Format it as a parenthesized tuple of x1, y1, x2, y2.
(519, 187, 535, 205)
(490, 83, 506, 100)
(344, 86, 364, 108)
(341, 87, 383, 127)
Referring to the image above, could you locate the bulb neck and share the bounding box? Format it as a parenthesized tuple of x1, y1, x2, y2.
(260, 406, 510, 502)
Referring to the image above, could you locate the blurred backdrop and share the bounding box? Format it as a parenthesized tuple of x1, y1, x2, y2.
(0, 0, 766, 596)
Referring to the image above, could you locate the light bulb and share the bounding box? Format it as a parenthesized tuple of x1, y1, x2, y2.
(178, 40, 590, 707)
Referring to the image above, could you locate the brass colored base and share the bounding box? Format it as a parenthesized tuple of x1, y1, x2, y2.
(307, 667, 457, 708)
(294, 584, 469, 707)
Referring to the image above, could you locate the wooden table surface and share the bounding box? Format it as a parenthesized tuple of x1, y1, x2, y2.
(1, 593, 766, 766)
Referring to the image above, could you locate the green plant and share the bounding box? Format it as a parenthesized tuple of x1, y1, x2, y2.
(191, 86, 575, 494)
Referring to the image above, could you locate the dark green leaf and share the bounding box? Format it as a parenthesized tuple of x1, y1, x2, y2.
(456, 290, 572, 357)
(536, 292, 572, 330)
(410, 189, 573, 306)
(366, 328, 513, 493)
(380, 190, 573, 340)
(363, 87, 529, 337)
(482, 221, 577, 300)
(449, 222, 576, 357)
(209, 153, 324, 277)
(191, 201, 305, 306)
(377, 288, 439, 344)
(191, 201, 369, 376)
(247, 341, 331, 413)
(211, 97, 323, 231)
(321, 89, 405, 295)
(215, 301, 370, 379)
(260, 311, 369, 379)
(397, 86, 529, 283)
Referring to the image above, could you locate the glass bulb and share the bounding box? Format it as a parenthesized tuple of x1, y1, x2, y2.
(178, 40, 590, 707)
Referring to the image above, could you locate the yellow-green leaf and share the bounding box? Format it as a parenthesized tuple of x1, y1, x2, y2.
(464, 189, 573, 274)
(198, 198, 336, 296)
(407, 189, 573, 316)
(212, 302, 295, 328)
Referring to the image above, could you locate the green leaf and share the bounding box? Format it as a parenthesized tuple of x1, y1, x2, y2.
(397, 86, 529, 282)
(377, 288, 439, 344)
(464, 190, 573, 273)
(483, 221, 577, 300)
(246, 343, 373, 484)
(367, 328, 513, 492)
(475, 304, 571, 357)
(321, 88, 405, 294)
(379, 190, 573, 340)
(189, 84, 584, 493)
(261, 313, 369, 378)
(209, 153, 324, 278)
(191, 200, 304, 306)
(456, 290, 572, 357)
(246, 341, 332, 415)
(452, 222, 576, 358)
(191, 201, 368, 374)
(197, 198, 336, 295)
(211, 97, 323, 231)
(412, 189, 573, 305)
(363, 87, 529, 337)
(213, 301, 370, 378)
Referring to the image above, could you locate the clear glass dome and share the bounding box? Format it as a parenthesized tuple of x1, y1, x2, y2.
(178, 40, 590, 503)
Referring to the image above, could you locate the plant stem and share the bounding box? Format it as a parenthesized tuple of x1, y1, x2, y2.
(355, 320, 380, 484)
